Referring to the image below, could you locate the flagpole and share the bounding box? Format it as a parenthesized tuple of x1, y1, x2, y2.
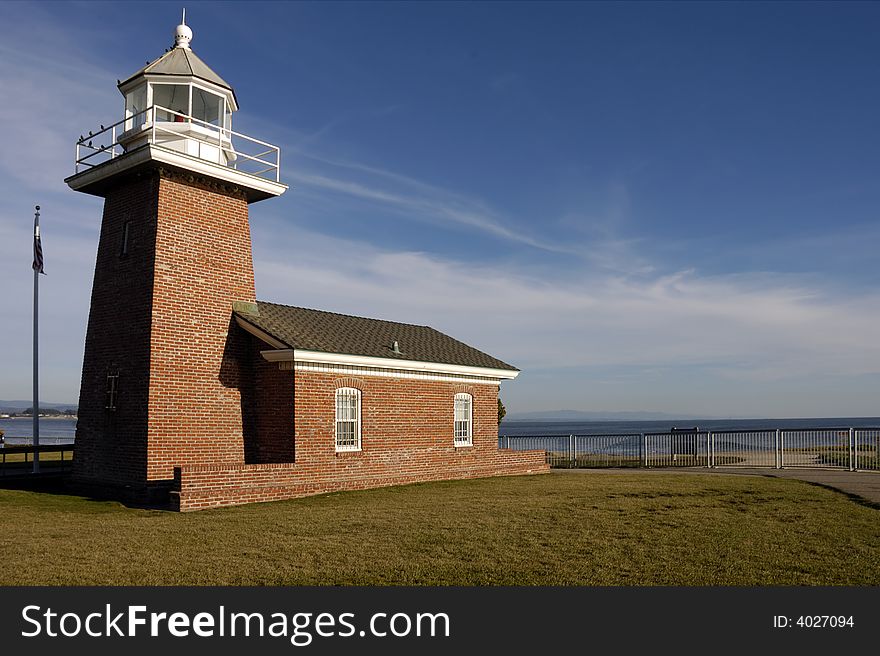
(32, 205, 41, 474)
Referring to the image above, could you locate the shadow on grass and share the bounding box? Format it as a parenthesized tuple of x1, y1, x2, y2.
(0, 473, 174, 511)
(771, 477, 880, 512)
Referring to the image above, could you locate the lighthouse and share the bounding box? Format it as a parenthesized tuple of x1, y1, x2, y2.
(64, 13, 545, 512)
(65, 16, 286, 502)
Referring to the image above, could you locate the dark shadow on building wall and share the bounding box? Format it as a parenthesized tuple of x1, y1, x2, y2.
(220, 322, 295, 464)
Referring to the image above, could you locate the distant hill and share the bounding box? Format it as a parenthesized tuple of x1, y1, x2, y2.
(505, 409, 714, 422)
(0, 400, 77, 413)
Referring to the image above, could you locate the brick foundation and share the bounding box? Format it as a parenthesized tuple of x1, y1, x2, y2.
(173, 450, 547, 511)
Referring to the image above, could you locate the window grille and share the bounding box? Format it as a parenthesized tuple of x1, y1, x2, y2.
(335, 387, 361, 451)
(454, 393, 472, 446)
(105, 372, 119, 411)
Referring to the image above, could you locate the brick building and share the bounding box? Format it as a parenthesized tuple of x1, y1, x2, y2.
(65, 19, 547, 510)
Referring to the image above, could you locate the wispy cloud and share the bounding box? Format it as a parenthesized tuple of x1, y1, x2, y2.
(287, 169, 573, 254)
(253, 221, 880, 381)
(0, 20, 117, 193)
(0, 4, 111, 400)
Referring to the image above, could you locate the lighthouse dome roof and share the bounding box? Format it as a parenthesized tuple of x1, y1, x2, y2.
(119, 46, 234, 94)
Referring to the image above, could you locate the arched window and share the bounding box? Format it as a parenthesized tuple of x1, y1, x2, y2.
(454, 393, 472, 446)
(335, 387, 361, 451)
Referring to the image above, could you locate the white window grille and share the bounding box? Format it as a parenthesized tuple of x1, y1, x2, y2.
(454, 393, 472, 446)
(335, 387, 361, 451)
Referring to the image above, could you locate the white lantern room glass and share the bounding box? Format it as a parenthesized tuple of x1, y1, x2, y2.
(124, 84, 147, 131)
(152, 83, 190, 122)
(192, 86, 223, 127)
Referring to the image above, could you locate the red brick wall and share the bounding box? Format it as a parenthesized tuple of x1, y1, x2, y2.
(74, 167, 255, 496)
(242, 336, 295, 464)
(73, 173, 157, 488)
(173, 449, 547, 511)
(293, 371, 501, 465)
(145, 170, 255, 480)
(173, 367, 549, 510)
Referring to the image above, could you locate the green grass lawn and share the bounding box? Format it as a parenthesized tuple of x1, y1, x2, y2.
(0, 471, 877, 586)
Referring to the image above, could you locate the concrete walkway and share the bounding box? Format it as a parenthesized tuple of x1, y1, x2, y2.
(552, 467, 880, 506)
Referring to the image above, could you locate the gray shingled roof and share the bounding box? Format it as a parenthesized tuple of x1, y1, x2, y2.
(236, 301, 518, 372)
(120, 47, 234, 92)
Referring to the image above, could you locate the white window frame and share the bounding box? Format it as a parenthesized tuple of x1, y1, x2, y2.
(335, 387, 362, 452)
(454, 393, 473, 447)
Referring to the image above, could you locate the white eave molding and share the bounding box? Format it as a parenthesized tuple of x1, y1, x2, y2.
(261, 348, 520, 381)
(65, 143, 287, 201)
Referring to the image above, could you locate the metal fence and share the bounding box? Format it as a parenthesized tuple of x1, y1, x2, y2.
(0, 445, 75, 477)
(500, 427, 880, 472)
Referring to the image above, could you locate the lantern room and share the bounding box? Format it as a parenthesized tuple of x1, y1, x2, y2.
(116, 17, 237, 164)
(66, 15, 286, 203)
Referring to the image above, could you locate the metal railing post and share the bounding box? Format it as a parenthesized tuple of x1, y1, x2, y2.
(774, 429, 780, 469)
(849, 428, 855, 471)
(506, 435, 510, 450)
(706, 431, 712, 468)
(642, 433, 648, 468)
(569, 435, 575, 468)
(779, 430, 785, 469)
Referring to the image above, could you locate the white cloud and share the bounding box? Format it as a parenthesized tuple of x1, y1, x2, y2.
(0, 5, 111, 401)
(285, 168, 574, 254)
(253, 221, 880, 382)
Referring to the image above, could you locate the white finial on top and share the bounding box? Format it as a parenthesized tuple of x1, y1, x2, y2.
(174, 8, 192, 49)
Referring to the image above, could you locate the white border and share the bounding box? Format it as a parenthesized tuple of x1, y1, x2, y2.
(288, 361, 501, 386)
(65, 144, 287, 201)
(261, 348, 518, 381)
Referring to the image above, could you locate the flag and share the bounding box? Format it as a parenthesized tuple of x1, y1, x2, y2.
(32, 211, 44, 275)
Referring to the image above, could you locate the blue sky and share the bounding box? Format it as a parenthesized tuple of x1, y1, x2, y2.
(1, 1, 879, 417)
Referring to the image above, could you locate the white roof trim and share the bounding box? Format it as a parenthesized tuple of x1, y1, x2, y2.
(65, 144, 287, 201)
(260, 348, 519, 380)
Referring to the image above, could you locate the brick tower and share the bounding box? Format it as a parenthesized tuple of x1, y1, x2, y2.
(65, 17, 286, 502)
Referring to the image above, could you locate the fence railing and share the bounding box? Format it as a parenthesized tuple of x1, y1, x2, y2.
(73, 105, 281, 182)
(0, 445, 75, 477)
(500, 428, 880, 472)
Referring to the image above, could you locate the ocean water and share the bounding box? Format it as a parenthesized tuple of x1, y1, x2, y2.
(498, 417, 880, 458)
(2, 416, 879, 448)
(499, 417, 880, 436)
(0, 417, 77, 445)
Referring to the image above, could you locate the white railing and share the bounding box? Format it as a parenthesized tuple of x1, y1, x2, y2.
(74, 105, 281, 183)
(501, 427, 880, 472)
